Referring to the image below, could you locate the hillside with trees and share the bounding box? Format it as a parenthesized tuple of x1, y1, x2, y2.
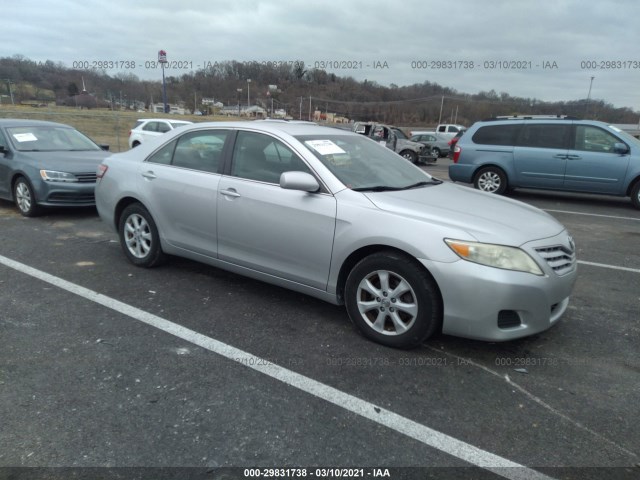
(1, 54, 638, 126)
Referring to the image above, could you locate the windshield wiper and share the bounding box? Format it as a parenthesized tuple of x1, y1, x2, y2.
(352, 185, 404, 192)
(400, 180, 443, 189)
(352, 180, 442, 192)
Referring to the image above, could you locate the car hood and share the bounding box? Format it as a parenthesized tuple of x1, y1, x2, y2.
(362, 182, 565, 246)
(17, 150, 110, 172)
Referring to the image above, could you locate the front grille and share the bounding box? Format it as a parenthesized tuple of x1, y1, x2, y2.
(75, 172, 97, 183)
(47, 192, 95, 203)
(535, 245, 576, 276)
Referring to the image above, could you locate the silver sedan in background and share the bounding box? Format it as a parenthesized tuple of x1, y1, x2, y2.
(96, 121, 577, 348)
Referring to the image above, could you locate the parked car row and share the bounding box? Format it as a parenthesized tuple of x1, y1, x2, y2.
(351, 122, 435, 163)
(0, 117, 582, 349)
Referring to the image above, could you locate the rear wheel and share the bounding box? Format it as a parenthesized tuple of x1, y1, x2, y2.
(474, 166, 508, 194)
(13, 176, 42, 217)
(431, 147, 441, 157)
(345, 251, 442, 349)
(631, 181, 640, 209)
(118, 203, 165, 267)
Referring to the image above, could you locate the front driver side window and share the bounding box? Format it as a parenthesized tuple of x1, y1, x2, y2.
(574, 126, 620, 153)
(231, 131, 311, 183)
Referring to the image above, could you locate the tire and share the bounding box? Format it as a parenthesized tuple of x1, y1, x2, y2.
(118, 203, 165, 267)
(631, 181, 640, 210)
(13, 176, 42, 217)
(131, 141, 141, 148)
(344, 251, 442, 349)
(473, 166, 508, 195)
(400, 150, 417, 163)
(431, 147, 441, 158)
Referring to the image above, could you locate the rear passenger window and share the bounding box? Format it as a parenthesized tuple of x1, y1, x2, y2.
(517, 124, 569, 149)
(146, 139, 177, 165)
(471, 125, 521, 146)
(172, 130, 227, 173)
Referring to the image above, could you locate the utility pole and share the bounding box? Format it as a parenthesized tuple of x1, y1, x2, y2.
(438, 95, 444, 124)
(299, 97, 303, 120)
(585, 76, 595, 118)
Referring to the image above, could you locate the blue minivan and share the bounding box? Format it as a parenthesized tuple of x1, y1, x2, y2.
(449, 116, 640, 209)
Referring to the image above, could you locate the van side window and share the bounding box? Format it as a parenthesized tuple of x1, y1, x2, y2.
(517, 124, 570, 149)
(471, 125, 521, 146)
(574, 126, 620, 153)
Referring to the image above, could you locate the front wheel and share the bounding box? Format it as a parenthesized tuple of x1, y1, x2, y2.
(118, 203, 165, 267)
(345, 251, 442, 349)
(473, 166, 508, 194)
(400, 150, 417, 163)
(13, 177, 42, 217)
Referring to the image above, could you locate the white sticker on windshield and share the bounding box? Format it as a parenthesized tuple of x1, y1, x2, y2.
(13, 133, 38, 142)
(305, 140, 346, 155)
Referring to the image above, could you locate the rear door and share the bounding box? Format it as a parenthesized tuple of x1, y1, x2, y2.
(563, 124, 631, 194)
(513, 123, 570, 189)
(136, 129, 229, 256)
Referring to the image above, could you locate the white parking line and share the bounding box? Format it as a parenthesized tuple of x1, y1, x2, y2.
(543, 208, 640, 221)
(578, 260, 640, 274)
(0, 253, 554, 480)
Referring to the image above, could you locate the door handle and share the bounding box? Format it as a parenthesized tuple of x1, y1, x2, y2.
(553, 154, 568, 159)
(141, 171, 157, 179)
(566, 155, 582, 160)
(220, 188, 241, 198)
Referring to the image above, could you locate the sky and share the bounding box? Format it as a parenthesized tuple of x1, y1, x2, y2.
(4, 0, 640, 112)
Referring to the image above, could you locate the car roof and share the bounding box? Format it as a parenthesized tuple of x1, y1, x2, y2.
(0, 119, 75, 128)
(169, 121, 356, 136)
(136, 118, 193, 123)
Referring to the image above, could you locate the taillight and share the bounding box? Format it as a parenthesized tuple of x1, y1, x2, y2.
(452, 146, 461, 163)
(97, 164, 108, 179)
(128, 130, 132, 137)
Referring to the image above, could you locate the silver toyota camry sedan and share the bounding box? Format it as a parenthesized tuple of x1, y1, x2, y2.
(95, 120, 577, 348)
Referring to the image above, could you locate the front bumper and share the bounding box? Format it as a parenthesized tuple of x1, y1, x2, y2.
(34, 181, 97, 207)
(420, 233, 577, 341)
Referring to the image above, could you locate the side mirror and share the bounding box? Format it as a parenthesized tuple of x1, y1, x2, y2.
(0, 145, 7, 156)
(280, 171, 320, 193)
(613, 143, 629, 155)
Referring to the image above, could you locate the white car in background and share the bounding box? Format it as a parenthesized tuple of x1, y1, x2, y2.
(128, 118, 192, 148)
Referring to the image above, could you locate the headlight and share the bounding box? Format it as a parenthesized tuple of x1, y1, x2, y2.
(40, 170, 78, 182)
(444, 239, 544, 275)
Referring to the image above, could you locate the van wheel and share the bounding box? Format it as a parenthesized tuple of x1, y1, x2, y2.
(474, 167, 508, 194)
(631, 181, 640, 209)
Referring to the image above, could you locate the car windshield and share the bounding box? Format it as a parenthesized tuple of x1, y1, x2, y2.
(7, 126, 101, 152)
(296, 134, 439, 191)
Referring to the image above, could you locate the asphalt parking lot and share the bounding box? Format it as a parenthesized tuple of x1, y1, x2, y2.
(1, 158, 639, 480)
